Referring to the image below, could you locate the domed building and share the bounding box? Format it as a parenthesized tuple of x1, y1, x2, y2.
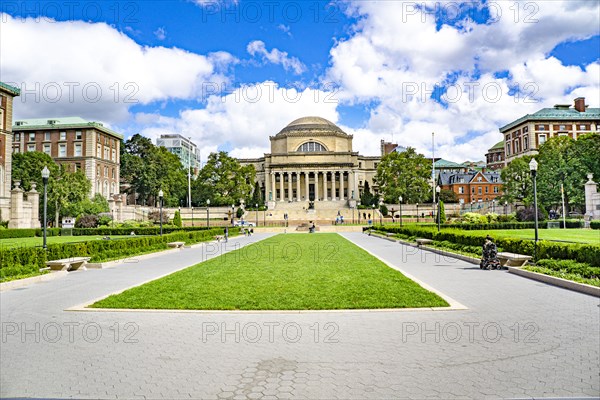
(239, 117, 380, 211)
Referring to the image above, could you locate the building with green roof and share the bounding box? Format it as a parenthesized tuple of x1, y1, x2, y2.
(485, 140, 505, 170)
(13, 117, 123, 199)
(500, 97, 599, 164)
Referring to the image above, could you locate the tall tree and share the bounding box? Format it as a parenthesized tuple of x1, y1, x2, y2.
(11, 152, 60, 191)
(48, 168, 92, 226)
(375, 148, 432, 203)
(120, 134, 187, 206)
(360, 181, 375, 206)
(192, 151, 255, 206)
(500, 155, 533, 205)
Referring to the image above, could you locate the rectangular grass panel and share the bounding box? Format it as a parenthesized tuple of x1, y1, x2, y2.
(91, 233, 449, 310)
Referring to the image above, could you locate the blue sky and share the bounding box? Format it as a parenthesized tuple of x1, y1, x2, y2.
(2, 0, 599, 160)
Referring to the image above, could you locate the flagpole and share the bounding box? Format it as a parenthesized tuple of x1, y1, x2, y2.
(432, 132, 436, 204)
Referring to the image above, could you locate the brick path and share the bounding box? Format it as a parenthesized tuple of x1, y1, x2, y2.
(1, 232, 598, 399)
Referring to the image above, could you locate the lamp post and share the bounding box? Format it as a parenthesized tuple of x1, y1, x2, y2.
(158, 189, 164, 236)
(471, 200, 474, 213)
(399, 196, 403, 227)
(492, 199, 496, 214)
(206, 199, 210, 228)
(255, 203, 258, 226)
(231, 204, 235, 226)
(191, 206, 194, 227)
(263, 206, 266, 227)
(371, 205, 375, 225)
(436, 186, 441, 232)
(41, 166, 49, 249)
(504, 201, 508, 216)
(379, 199, 383, 225)
(529, 158, 539, 259)
(416, 203, 419, 223)
(357, 201, 361, 224)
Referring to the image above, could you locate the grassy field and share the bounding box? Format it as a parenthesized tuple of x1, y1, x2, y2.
(0, 235, 138, 249)
(91, 233, 449, 310)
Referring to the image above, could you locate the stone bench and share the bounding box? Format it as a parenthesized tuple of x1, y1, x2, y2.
(167, 241, 186, 249)
(46, 257, 91, 272)
(385, 233, 396, 237)
(416, 238, 433, 247)
(497, 252, 532, 267)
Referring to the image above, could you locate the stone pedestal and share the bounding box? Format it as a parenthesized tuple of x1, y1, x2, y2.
(8, 181, 24, 229)
(584, 174, 599, 226)
(267, 201, 276, 210)
(27, 183, 41, 228)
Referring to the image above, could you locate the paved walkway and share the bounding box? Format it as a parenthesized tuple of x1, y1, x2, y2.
(1, 232, 598, 399)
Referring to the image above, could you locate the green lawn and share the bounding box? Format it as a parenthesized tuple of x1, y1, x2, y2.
(91, 233, 449, 310)
(472, 229, 599, 244)
(0, 235, 137, 249)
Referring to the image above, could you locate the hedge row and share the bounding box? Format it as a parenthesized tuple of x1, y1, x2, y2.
(0, 227, 237, 280)
(591, 221, 600, 230)
(448, 220, 584, 230)
(374, 225, 600, 266)
(0, 226, 212, 239)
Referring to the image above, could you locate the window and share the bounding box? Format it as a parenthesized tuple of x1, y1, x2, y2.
(27, 144, 35, 152)
(494, 187, 499, 193)
(523, 126, 528, 133)
(0, 108, 3, 131)
(359, 162, 362, 168)
(97, 168, 100, 177)
(539, 134, 547, 146)
(559, 133, 568, 137)
(477, 176, 482, 182)
(297, 142, 327, 152)
(13, 147, 19, 153)
(15, 133, 20, 141)
(104, 147, 109, 159)
(559, 125, 566, 131)
(43, 144, 51, 155)
(523, 136, 529, 150)
(45, 132, 51, 141)
(104, 166, 108, 177)
(485, 187, 489, 193)
(75, 131, 82, 140)
(59, 144, 66, 157)
(471, 187, 475, 194)
(60, 131, 66, 140)
(112, 168, 115, 178)
(478, 187, 482, 195)
(75, 143, 82, 157)
(538, 125, 545, 131)
(112, 149, 116, 162)
(29, 133, 35, 141)
(459, 187, 464, 194)
(97, 135, 101, 143)
(580, 124, 586, 130)
(97, 144, 101, 157)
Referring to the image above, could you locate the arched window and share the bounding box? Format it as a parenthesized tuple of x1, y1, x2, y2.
(297, 142, 327, 152)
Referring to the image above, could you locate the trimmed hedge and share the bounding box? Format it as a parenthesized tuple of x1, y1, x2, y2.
(448, 220, 583, 230)
(375, 225, 600, 266)
(0, 227, 238, 280)
(0, 228, 61, 239)
(591, 221, 600, 230)
(0, 226, 212, 239)
(0, 247, 46, 279)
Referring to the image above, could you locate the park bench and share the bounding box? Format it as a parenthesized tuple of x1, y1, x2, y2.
(214, 235, 225, 242)
(46, 257, 91, 272)
(416, 238, 433, 247)
(385, 233, 395, 237)
(497, 252, 532, 267)
(167, 241, 186, 249)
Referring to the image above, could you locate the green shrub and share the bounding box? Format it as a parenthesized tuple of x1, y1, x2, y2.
(380, 204, 389, 217)
(0, 247, 46, 280)
(173, 211, 182, 228)
(590, 221, 600, 230)
(76, 214, 99, 228)
(536, 259, 599, 279)
(236, 207, 244, 218)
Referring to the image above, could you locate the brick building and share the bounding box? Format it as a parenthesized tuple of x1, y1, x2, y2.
(12, 117, 123, 198)
(1, 82, 20, 221)
(500, 97, 599, 165)
(485, 141, 505, 170)
(438, 169, 503, 204)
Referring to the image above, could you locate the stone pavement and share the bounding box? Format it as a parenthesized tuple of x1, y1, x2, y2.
(1, 232, 598, 399)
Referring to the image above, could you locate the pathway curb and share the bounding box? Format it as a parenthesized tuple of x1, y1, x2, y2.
(509, 266, 600, 297)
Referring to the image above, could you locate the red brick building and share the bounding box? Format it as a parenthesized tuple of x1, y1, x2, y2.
(12, 117, 123, 198)
(438, 169, 503, 204)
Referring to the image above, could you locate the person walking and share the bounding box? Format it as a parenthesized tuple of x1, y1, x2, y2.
(224, 226, 229, 243)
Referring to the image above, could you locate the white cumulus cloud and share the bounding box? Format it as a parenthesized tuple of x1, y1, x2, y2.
(247, 40, 306, 75)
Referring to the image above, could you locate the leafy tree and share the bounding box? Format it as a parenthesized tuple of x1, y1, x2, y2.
(438, 189, 459, 203)
(48, 168, 92, 226)
(500, 155, 533, 205)
(375, 148, 432, 203)
(11, 152, 60, 191)
(360, 181, 375, 206)
(63, 194, 109, 218)
(193, 151, 256, 206)
(121, 134, 188, 206)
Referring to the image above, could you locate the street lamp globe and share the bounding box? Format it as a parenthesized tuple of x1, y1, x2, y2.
(529, 158, 538, 173)
(41, 166, 50, 180)
(158, 189, 164, 199)
(207, 199, 210, 205)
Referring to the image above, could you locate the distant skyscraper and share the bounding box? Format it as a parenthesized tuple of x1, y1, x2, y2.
(156, 134, 201, 175)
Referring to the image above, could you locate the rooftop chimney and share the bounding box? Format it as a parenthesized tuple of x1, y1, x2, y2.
(574, 97, 586, 113)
